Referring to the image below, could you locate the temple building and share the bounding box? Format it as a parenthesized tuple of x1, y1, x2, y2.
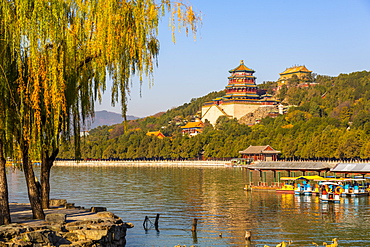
(201, 60, 277, 125)
(278, 65, 312, 85)
(239, 145, 281, 161)
(181, 119, 204, 137)
(146, 131, 165, 139)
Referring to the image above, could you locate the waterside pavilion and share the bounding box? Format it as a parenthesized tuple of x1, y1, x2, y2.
(239, 145, 281, 161)
(331, 163, 370, 178)
(245, 161, 337, 188)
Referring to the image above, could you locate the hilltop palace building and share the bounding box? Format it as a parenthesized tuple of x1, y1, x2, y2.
(278, 65, 312, 84)
(201, 61, 278, 125)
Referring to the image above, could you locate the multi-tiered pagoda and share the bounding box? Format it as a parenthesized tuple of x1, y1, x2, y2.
(201, 60, 277, 125)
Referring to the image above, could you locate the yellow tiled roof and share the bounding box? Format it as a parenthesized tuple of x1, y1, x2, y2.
(280, 65, 312, 75)
(146, 131, 165, 139)
(147, 131, 161, 135)
(181, 121, 204, 129)
(229, 60, 254, 72)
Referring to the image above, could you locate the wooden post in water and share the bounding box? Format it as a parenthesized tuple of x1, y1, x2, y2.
(191, 218, 198, 232)
(143, 216, 149, 230)
(191, 218, 198, 244)
(154, 214, 160, 231)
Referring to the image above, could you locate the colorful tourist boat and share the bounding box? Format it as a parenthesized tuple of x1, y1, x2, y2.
(294, 183, 304, 195)
(276, 176, 322, 195)
(319, 182, 342, 203)
(277, 177, 296, 194)
(281, 175, 322, 195)
(341, 178, 369, 197)
(276, 183, 295, 194)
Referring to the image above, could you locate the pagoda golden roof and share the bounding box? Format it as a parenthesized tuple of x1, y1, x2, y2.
(229, 60, 254, 73)
(181, 121, 204, 129)
(280, 65, 312, 75)
(146, 131, 165, 139)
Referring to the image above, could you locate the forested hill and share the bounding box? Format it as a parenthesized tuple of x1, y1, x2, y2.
(59, 71, 370, 160)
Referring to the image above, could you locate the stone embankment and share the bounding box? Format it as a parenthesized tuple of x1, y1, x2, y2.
(239, 105, 278, 125)
(54, 160, 226, 167)
(1, 200, 133, 247)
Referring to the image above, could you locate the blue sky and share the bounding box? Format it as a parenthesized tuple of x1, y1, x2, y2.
(95, 0, 370, 118)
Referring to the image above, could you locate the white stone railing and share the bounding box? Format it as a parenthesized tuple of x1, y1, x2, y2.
(54, 160, 227, 167)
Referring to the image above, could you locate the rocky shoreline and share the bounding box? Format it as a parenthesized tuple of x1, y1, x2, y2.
(1, 200, 133, 247)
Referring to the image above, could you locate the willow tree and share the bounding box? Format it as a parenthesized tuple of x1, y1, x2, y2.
(0, 83, 11, 225)
(0, 0, 200, 220)
(0, 12, 19, 224)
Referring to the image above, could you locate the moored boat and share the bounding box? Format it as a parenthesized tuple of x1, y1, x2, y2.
(294, 183, 304, 195)
(281, 175, 323, 195)
(341, 178, 369, 197)
(319, 182, 342, 203)
(276, 183, 295, 194)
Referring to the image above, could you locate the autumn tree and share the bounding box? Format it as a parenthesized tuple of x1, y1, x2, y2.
(0, 0, 200, 221)
(0, 16, 21, 223)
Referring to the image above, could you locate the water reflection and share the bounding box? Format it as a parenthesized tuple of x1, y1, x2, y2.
(6, 166, 370, 246)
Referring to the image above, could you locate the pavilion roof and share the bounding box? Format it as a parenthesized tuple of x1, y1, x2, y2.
(146, 131, 165, 139)
(226, 83, 257, 88)
(181, 121, 204, 129)
(213, 97, 223, 101)
(248, 161, 336, 171)
(228, 74, 256, 79)
(229, 60, 255, 73)
(239, 145, 281, 154)
(231, 93, 260, 97)
(331, 163, 370, 173)
(280, 65, 312, 75)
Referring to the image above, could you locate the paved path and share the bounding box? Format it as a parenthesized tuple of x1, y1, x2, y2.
(9, 203, 101, 225)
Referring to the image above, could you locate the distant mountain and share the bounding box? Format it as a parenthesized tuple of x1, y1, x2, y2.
(83, 110, 139, 130)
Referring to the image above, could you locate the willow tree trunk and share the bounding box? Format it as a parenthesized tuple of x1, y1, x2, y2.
(22, 143, 45, 219)
(0, 139, 11, 225)
(40, 148, 58, 209)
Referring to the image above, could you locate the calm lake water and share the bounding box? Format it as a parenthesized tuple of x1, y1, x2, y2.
(6, 165, 370, 247)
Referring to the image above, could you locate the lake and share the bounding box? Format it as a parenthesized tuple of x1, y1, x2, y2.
(6, 165, 370, 246)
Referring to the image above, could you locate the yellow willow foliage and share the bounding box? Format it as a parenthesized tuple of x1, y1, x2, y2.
(0, 0, 200, 153)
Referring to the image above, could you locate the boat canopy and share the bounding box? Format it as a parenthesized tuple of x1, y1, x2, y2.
(320, 182, 340, 186)
(313, 177, 347, 182)
(280, 176, 353, 182)
(280, 175, 324, 181)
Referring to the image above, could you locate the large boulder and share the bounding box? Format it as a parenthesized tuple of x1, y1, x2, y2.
(90, 207, 107, 213)
(45, 213, 67, 224)
(4, 204, 129, 247)
(49, 199, 67, 207)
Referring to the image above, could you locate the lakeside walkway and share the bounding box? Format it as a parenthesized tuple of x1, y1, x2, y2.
(9, 203, 104, 225)
(54, 160, 227, 167)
